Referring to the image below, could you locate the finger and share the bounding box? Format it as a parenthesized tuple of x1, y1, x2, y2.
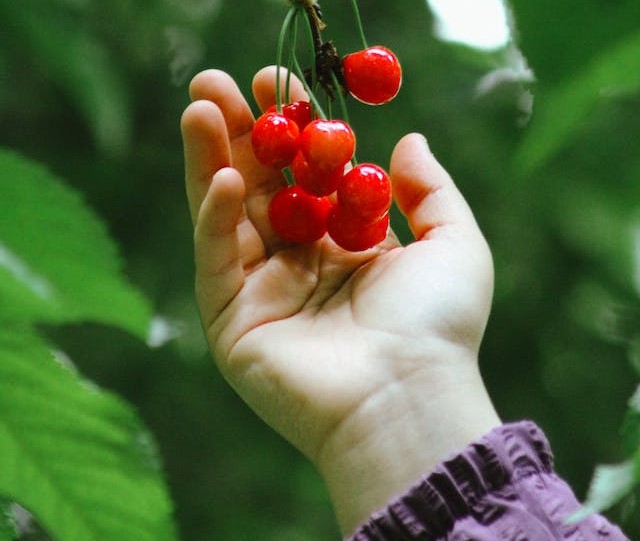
(252, 66, 309, 112)
(182, 100, 232, 223)
(189, 69, 255, 140)
(390, 133, 479, 241)
(194, 167, 264, 330)
(187, 69, 285, 249)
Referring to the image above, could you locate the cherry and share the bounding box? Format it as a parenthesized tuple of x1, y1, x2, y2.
(327, 205, 389, 252)
(268, 185, 332, 244)
(291, 152, 343, 197)
(300, 119, 355, 173)
(342, 46, 402, 105)
(337, 163, 392, 224)
(267, 101, 313, 131)
(251, 112, 300, 169)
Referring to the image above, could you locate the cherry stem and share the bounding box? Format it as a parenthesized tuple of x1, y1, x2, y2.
(350, 0, 369, 50)
(328, 70, 357, 165)
(283, 166, 294, 186)
(285, 10, 299, 104)
(300, 3, 318, 99)
(329, 70, 350, 125)
(276, 5, 298, 113)
(296, 6, 330, 119)
(292, 53, 327, 119)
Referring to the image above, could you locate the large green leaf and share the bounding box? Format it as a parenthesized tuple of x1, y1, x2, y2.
(0, 329, 177, 541)
(0, 149, 151, 338)
(514, 30, 640, 176)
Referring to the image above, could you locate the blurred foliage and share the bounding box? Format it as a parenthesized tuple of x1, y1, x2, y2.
(0, 0, 639, 539)
(0, 497, 16, 541)
(0, 147, 176, 539)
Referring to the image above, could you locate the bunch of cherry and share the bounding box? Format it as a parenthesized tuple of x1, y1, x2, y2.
(251, 0, 402, 252)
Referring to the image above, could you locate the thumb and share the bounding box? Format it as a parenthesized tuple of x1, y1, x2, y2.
(390, 133, 479, 241)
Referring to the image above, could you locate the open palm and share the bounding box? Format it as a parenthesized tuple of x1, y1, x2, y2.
(181, 69, 496, 519)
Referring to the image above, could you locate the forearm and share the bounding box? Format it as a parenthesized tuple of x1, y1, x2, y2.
(316, 359, 500, 535)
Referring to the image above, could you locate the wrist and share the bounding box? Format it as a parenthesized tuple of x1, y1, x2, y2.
(316, 354, 500, 536)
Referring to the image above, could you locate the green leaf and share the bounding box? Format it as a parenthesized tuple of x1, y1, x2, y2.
(514, 31, 640, 176)
(0, 148, 151, 339)
(568, 459, 638, 523)
(0, 328, 177, 541)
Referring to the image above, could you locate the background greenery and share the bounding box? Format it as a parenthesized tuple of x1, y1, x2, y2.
(1, 0, 639, 539)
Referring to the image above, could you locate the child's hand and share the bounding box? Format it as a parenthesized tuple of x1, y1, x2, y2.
(181, 67, 500, 534)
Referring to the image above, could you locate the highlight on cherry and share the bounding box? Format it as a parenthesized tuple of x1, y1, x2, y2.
(250, 0, 402, 252)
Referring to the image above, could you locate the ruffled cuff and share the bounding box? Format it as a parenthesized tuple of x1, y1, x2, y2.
(347, 421, 629, 540)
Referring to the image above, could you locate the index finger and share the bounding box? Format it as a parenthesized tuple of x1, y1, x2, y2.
(181, 99, 231, 223)
(182, 69, 255, 224)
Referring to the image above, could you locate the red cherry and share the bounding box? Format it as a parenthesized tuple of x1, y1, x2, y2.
(291, 152, 343, 197)
(300, 119, 355, 173)
(268, 185, 332, 244)
(266, 101, 313, 131)
(251, 112, 300, 169)
(327, 205, 390, 252)
(337, 163, 392, 224)
(342, 46, 402, 105)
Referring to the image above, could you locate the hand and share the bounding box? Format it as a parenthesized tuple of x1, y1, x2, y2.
(181, 67, 501, 535)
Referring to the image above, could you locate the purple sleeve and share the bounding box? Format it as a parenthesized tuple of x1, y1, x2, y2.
(346, 421, 630, 540)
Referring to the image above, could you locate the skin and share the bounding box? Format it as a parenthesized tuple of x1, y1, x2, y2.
(181, 66, 501, 535)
